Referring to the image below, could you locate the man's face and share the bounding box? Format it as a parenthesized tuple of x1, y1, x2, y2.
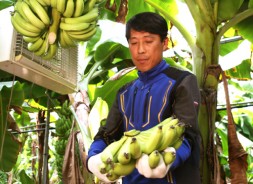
(128, 29, 168, 72)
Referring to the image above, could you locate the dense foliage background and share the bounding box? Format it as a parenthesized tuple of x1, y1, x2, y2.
(0, 0, 253, 183)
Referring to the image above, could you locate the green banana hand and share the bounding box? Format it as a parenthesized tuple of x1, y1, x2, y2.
(21, 1, 46, 30)
(11, 14, 40, 37)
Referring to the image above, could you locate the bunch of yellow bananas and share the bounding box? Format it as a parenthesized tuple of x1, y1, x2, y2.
(11, 0, 100, 60)
(99, 116, 186, 181)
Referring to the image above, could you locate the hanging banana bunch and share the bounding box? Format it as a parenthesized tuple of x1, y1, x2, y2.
(11, 0, 100, 60)
(53, 100, 73, 181)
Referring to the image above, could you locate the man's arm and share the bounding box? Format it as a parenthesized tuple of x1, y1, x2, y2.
(171, 74, 201, 169)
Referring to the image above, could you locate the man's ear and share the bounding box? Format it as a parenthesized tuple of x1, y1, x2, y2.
(163, 37, 169, 51)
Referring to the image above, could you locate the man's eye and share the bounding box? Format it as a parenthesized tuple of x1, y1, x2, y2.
(130, 42, 137, 45)
(146, 40, 153, 44)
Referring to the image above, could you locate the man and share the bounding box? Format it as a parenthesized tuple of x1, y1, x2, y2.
(87, 12, 202, 184)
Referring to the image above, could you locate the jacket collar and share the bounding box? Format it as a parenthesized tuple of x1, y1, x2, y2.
(138, 60, 169, 82)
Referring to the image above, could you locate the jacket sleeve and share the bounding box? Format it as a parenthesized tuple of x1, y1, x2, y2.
(171, 74, 201, 169)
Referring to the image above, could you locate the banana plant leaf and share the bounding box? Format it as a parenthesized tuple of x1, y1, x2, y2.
(18, 169, 35, 184)
(0, 0, 13, 11)
(225, 59, 252, 80)
(0, 82, 24, 171)
(89, 67, 138, 109)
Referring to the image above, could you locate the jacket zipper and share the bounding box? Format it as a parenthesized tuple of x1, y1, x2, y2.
(143, 87, 151, 123)
(131, 87, 138, 123)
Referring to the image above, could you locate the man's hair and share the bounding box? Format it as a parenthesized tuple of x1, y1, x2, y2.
(125, 12, 168, 41)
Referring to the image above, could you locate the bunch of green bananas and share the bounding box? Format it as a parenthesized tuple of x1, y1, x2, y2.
(11, 0, 100, 60)
(98, 116, 187, 181)
(55, 100, 72, 137)
(53, 100, 73, 181)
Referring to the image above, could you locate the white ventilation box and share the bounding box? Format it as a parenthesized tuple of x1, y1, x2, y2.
(0, 7, 78, 95)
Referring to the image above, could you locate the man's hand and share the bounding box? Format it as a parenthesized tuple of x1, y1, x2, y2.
(135, 147, 176, 178)
(88, 153, 119, 183)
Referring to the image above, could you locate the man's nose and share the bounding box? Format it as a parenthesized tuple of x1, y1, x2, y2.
(138, 42, 145, 53)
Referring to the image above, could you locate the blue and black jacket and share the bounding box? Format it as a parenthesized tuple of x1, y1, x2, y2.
(87, 60, 201, 184)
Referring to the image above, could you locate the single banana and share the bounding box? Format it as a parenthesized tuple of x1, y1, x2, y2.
(59, 30, 69, 48)
(68, 25, 97, 41)
(61, 30, 77, 47)
(117, 137, 132, 165)
(106, 170, 120, 182)
(171, 136, 184, 150)
(124, 129, 141, 137)
(50, 0, 58, 8)
(40, 0, 51, 6)
(98, 162, 110, 174)
(63, 0, 75, 18)
(14, 1, 29, 22)
(21, 1, 46, 30)
(12, 11, 41, 34)
(36, 0, 47, 6)
(42, 43, 58, 60)
(60, 21, 90, 31)
(148, 150, 161, 169)
(100, 136, 128, 164)
(157, 125, 178, 151)
(11, 14, 39, 37)
(66, 22, 96, 35)
(23, 36, 40, 43)
(112, 159, 136, 176)
(139, 125, 163, 154)
(64, 6, 99, 24)
(28, 0, 50, 26)
(34, 33, 49, 56)
(83, 0, 97, 14)
(129, 137, 142, 159)
(162, 147, 176, 165)
(57, 0, 67, 14)
(27, 37, 44, 52)
(73, 0, 85, 17)
(174, 122, 186, 138)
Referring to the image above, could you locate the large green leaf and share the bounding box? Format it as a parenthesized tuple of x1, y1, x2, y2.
(217, 0, 244, 23)
(89, 68, 138, 108)
(94, 41, 123, 63)
(0, 0, 13, 11)
(234, 16, 253, 43)
(225, 59, 252, 80)
(0, 131, 21, 172)
(126, 0, 156, 21)
(234, 108, 253, 141)
(219, 40, 241, 56)
(0, 82, 24, 172)
(19, 169, 35, 184)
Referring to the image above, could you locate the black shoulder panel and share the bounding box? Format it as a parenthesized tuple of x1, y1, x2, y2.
(162, 67, 192, 118)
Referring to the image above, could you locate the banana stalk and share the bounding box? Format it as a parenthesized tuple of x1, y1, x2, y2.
(48, 8, 61, 44)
